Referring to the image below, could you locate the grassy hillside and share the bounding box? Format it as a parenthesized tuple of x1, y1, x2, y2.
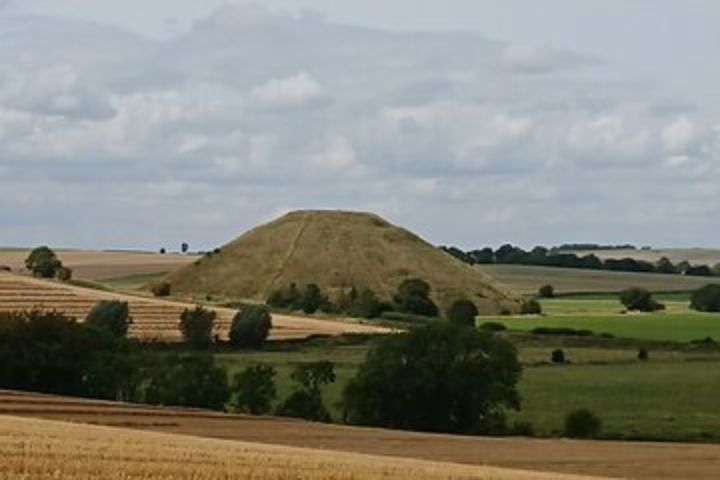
(481, 264, 714, 295)
(164, 210, 524, 314)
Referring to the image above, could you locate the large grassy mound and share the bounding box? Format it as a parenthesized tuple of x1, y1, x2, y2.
(163, 210, 523, 315)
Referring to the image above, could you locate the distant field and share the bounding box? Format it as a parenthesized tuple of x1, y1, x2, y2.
(481, 264, 714, 295)
(0, 248, 193, 280)
(565, 248, 720, 266)
(5, 390, 720, 480)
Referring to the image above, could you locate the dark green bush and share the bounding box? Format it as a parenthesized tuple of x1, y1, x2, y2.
(538, 284, 555, 298)
(533, 327, 593, 337)
(85, 301, 132, 337)
(620, 288, 664, 312)
(551, 349, 566, 364)
(276, 361, 335, 422)
(380, 311, 438, 324)
(638, 348, 649, 361)
(690, 284, 720, 312)
(564, 408, 602, 438)
(447, 299, 478, 327)
(25, 246, 62, 278)
(392, 278, 438, 317)
(232, 363, 277, 415)
(56, 266, 73, 281)
(521, 299, 542, 315)
(479, 321, 508, 332)
(151, 282, 171, 297)
(179, 306, 216, 348)
(229, 305, 272, 348)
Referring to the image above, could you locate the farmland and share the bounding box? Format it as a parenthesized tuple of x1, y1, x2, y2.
(4, 390, 720, 479)
(0, 272, 389, 342)
(1, 414, 589, 480)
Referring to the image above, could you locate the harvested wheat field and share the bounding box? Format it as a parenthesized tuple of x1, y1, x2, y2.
(0, 272, 388, 342)
(0, 248, 194, 280)
(4, 390, 720, 480)
(0, 415, 601, 480)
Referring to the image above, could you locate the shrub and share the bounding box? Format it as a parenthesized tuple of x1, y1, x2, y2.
(55, 266, 73, 281)
(509, 420, 535, 436)
(25, 246, 62, 278)
(551, 349, 566, 364)
(638, 348, 649, 361)
(232, 363, 277, 415)
(151, 282, 171, 297)
(392, 278, 439, 317)
(620, 287, 664, 312)
(266, 283, 301, 310)
(380, 311, 438, 324)
(276, 362, 335, 422)
(229, 305, 272, 348)
(479, 321, 507, 332)
(533, 327, 594, 337)
(347, 288, 385, 319)
(144, 354, 229, 410)
(179, 306, 216, 348)
(538, 284, 555, 298)
(447, 299, 478, 327)
(521, 299, 542, 315)
(85, 301, 132, 337)
(564, 408, 602, 439)
(690, 284, 720, 312)
(299, 283, 328, 314)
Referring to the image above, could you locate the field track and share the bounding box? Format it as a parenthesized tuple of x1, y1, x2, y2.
(2, 390, 720, 480)
(0, 272, 388, 342)
(0, 414, 599, 480)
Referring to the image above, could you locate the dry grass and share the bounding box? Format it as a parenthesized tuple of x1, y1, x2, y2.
(0, 415, 599, 480)
(0, 272, 389, 342)
(5, 390, 720, 480)
(165, 210, 523, 315)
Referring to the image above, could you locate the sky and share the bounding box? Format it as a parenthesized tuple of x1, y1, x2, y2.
(0, 1, 718, 250)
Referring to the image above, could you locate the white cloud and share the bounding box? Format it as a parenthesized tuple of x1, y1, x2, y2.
(250, 72, 326, 111)
(662, 116, 696, 153)
(309, 135, 362, 173)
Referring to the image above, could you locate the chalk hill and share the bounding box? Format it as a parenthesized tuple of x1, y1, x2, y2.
(163, 210, 523, 314)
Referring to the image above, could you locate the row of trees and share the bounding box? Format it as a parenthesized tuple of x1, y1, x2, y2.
(442, 245, 720, 277)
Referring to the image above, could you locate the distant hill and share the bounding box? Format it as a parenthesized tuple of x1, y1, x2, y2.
(564, 248, 720, 267)
(162, 210, 524, 315)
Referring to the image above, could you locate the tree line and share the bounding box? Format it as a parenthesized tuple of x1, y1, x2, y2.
(441, 244, 720, 277)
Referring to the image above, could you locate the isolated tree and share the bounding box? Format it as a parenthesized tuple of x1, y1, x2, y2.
(277, 361, 335, 422)
(342, 322, 521, 434)
(690, 284, 720, 312)
(144, 354, 229, 410)
(181, 242, 189, 254)
(299, 283, 327, 314)
(620, 288, 664, 312)
(393, 278, 438, 317)
(159, 247, 167, 255)
(232, 363, 277, 415)
(229, 306, 272, 348)
(447, 299, 478, 327)
(85, 301, 132, 338)
(179, 306, 216, 348)
(638, 348, 649, 361)
(551, 349, 566, 364)
(25, 246, 62, 278)
(521, 299, 542, 315)
(564, 408, 602, 439)
(538, 284, 555, 298)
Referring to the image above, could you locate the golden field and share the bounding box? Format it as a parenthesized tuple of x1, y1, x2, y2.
(0, 414, 603, 480)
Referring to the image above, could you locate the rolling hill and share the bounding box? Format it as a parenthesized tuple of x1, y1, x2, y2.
(163, 210, 524, 315)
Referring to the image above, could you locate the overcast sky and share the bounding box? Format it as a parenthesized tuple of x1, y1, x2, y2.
(0, 1, 718, 250)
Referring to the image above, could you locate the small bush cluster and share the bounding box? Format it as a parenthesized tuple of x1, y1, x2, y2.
(151, 282, 171, 297)
(564, 408, 602, 438)
(690, 284, 720, 312)
(521, 299, 542, 315)
(478, 321, 507, 332)
(619, 288, 665, 312)
(532, 327, 594, 337)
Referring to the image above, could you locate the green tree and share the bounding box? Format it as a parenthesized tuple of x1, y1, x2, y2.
(393, 278, 438, 317)
(342, 322, 521, 434)
(620, 288, 664, 312)
(232, 363, 277, 415)
(229, 305, 272, 348)
(179, 306, 216, 348)
(564, 408, 602, 439)
(266, 283, 301, 309)
(348, 288, 384, 319)
(277, 361, 335, 422)
(56, 266, 73, 281)
(299, 283, 327, 314)
(520, 299, 542, 315)
(447, 299, 478, 327)
(85, 301, 132, 338)
(690, 284, 720, 312)
(144, 354, 230, 410)
(25, 246, 62, 278)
